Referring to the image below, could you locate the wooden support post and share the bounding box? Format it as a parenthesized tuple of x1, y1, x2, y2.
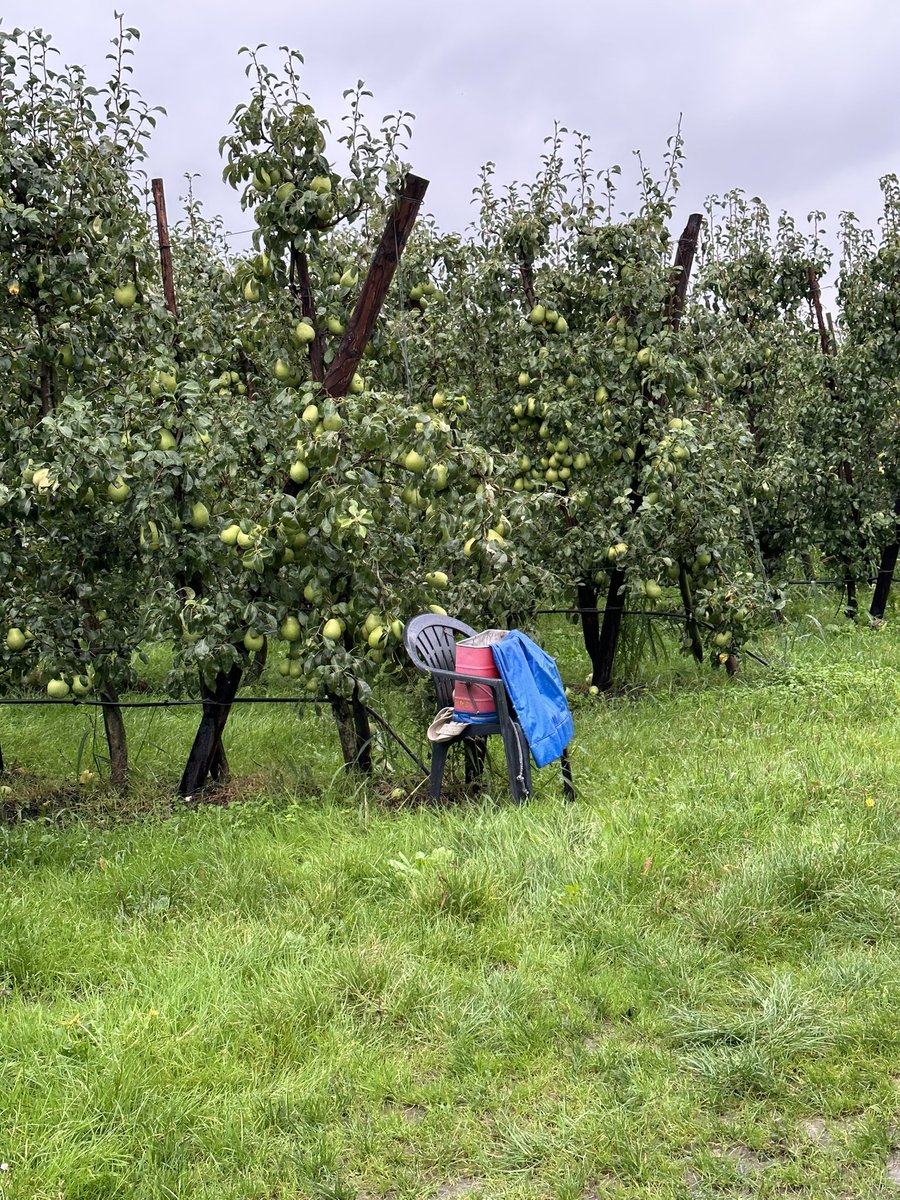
(594, 214, 703, 691)
(290, 248, 326, 384)
(666, 213, 703, 330)
(151, 178, 178, 318)
(148, 177, 231, 796)
(324, 173, 427, 768)
(808, 265, 832, 356)
(519, 256, 537, 309)
(323, 174, 429, 397)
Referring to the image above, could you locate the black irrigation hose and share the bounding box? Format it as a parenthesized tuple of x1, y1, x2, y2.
(739, 649, 771, 668)
(0, 696, 323, 708)
(536, 607, 688, 620)
(537, 606, 726, 633)
(11, 575, 883, 717)
(366, 707, 428, 775)
(783, 577, 881, 586)
(0, 693, 429, 780)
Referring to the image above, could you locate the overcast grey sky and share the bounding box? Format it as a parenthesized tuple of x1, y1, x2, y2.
(5, 0, 900, 280)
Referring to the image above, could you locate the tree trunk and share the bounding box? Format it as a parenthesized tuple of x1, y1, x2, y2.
(845, 575, 858, 620)
(100, 686, 128, 793)
(678, 564, 704, 662)
(870, 540, 898, 620)
(595, 568, 627, 690)
(870, 499, 899, 620)
(178, 662, 243, 797)
(39, 363, 53, 417)
(329, 685, 373, 772)
(351, 688, 373, 773)
(576, 581, 603, 684)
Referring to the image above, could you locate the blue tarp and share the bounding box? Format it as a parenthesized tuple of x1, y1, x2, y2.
(491, 630, 574, 767)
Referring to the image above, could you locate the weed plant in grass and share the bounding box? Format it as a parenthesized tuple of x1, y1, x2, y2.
(0, 615, 897, 1198)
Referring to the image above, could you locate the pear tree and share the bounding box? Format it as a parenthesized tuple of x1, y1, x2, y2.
(0, 22, 169, 789)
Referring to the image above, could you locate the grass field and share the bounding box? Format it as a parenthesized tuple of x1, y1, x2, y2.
(0, 611, 898, 1198)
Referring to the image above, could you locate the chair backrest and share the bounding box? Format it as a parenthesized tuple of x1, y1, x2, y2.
(404, 613, 477, 709)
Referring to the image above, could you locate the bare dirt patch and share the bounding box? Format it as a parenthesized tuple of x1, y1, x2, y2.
(435, 1179, 482, 1199)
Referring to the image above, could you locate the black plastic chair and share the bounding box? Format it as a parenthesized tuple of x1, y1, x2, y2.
(404, 613, 574, 803)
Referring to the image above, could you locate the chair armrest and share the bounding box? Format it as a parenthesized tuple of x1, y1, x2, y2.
(426, 666, 505, 689)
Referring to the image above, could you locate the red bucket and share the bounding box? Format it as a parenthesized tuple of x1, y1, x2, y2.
(453, 630, 507, 720)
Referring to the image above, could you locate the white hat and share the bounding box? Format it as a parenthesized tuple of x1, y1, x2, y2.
(427, 707, 470, 742)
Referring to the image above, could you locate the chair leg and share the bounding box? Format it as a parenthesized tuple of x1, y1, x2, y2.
(520, 726, 532, 798)
(501, 723, 530, 804)
(561, 747, 575, 801)
(430, 741, 451, 801)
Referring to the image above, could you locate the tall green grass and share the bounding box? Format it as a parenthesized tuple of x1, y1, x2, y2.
(0, 614, 897, 1197)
